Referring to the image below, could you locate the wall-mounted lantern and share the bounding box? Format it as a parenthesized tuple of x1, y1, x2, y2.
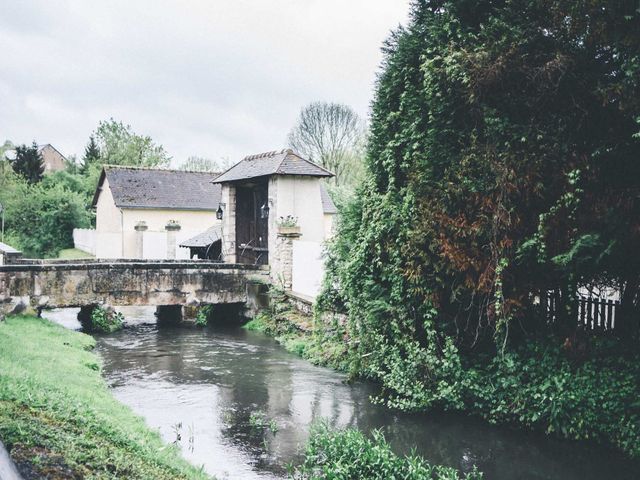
(260, 202, 269, 219)
(216, 203, 225, 220)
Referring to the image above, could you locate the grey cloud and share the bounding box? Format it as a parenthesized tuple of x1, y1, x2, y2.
(0, 0, 409, 164)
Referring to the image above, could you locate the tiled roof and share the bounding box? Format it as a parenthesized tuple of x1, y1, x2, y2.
(213, 149, 334, 183)
(179, 225, 223, 248)
(93, 166, 222, 210)
(320, 183, 337, 214)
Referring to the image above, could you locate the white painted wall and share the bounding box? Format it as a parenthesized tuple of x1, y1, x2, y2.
(323, 213, 335, 240)
(265, 175, 331, 288)
(73, 228, 96, 255)
(275, 176, 325, 242)
(95, 178, 122, 233)
(140, 230, 194, 260)
(95, 233, 123, 258)
(292, 240, 325, 298)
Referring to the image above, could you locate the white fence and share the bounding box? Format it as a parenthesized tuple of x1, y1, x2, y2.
(74, 229, 196, 260)
(292, 240, 325, 299)
(73, 229, 96, 255)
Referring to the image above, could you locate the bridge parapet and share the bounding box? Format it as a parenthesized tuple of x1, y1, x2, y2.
(0, 260, 269, 319)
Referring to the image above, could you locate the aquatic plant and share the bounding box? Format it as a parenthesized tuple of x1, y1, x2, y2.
(90, 305, 124, 333)
(195, 305, 213, 327)
(295, 423, 482, 479)
(249, 411, 278, 434)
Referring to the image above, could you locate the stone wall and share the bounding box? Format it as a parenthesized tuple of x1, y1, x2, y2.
(271, 229, 301, 289)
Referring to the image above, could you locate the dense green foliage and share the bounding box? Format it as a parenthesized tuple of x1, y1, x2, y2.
(0, 179, 90, 257)
(295, 424, 482, 480)
(0, 118, 173, 256)
(0, 316, 208, 479)
(463, 340, 640, 458)
(316, 0, 640, 459)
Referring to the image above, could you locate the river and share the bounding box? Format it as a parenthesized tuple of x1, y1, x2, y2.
(44, 307, 639, 480)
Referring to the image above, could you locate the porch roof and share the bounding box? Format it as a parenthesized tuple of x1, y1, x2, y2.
(179, 225, 223, 248)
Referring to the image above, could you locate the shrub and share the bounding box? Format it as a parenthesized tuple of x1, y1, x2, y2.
(2, 181, 90, 257)
(295, 424, 482, 480)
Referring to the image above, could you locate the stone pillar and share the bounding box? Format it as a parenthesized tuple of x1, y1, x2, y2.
(134, 221, 148, 259)
(165, 221, 181, 259)
(220, 184, 236, 263)
(272, 227, 301, 290)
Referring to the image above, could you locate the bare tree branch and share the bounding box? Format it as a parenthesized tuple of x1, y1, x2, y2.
(288, 102, 367, 186)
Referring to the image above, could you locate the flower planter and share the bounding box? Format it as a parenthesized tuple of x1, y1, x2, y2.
(277, 226, 301, 236)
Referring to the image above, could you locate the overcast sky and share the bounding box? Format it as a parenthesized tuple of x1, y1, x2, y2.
(0, 1, 410, 166)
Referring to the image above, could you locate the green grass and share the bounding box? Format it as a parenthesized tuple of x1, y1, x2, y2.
(0, 315, 210, 479)
(55, 248, 94, 259)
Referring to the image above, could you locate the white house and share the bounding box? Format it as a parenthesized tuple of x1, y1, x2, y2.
(84, 166, 222, 259)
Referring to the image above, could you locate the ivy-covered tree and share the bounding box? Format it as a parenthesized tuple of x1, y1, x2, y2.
(11, 142, 44, 184)
(319, 0, 640, 414)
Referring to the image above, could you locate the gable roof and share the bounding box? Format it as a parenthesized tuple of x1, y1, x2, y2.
(319, 183, 338, 214)
(92, 166, 222, 210)
(213, 149, 333, 183)
(37, 144, 68, 161)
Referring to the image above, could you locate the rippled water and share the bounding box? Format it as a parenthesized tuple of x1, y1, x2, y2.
(43, 308, 640, 480)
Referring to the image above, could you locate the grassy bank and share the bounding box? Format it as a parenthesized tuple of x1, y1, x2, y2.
(243, 297, 352, 373)
(0, 315, 209, 479)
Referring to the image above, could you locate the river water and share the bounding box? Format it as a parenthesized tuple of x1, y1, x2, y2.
(44, 307, 639, 480)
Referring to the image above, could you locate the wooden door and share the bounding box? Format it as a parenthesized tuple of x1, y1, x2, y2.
(235, 182, 269, 265)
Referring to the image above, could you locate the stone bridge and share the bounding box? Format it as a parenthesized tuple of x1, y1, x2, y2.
(0, 259, 270, 320)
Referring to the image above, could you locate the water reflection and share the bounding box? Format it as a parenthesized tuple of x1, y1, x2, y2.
(43, 308, 640, 480)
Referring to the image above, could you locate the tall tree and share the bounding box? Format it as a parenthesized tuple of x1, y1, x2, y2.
(81, 135, 100, 173)
(288, 102, 366, 186)
(94, 119, 171, 168)
(11, 142, 44, 184)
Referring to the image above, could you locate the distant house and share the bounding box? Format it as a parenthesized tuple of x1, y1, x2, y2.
(88, 166, 222, 258)
(37, 144, 67, 173)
